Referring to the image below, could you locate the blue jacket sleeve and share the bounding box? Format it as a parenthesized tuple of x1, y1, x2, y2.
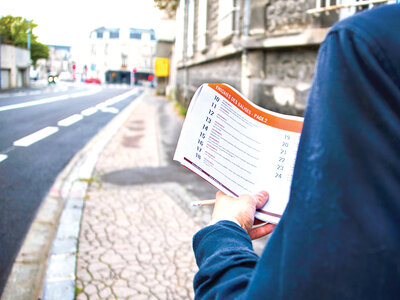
(193, 221, 259, 299)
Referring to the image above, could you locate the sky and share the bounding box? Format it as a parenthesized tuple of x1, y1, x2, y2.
(1, 0, 165, 47)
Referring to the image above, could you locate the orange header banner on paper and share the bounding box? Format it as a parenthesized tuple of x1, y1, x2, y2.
(208, 83, 303, 133)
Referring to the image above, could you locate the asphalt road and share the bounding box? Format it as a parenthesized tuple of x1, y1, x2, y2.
(0, 82, 142, 294)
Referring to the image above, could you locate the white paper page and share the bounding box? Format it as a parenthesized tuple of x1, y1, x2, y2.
(174, 83, 303, 224)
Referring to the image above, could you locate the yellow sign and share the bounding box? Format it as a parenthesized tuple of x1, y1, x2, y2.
(154, 58, 169, 77)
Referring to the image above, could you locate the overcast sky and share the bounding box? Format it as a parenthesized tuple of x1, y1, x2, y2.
(1, 0, 164, 47)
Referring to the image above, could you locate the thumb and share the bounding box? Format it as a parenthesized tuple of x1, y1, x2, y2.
(254, 191, 269, 209)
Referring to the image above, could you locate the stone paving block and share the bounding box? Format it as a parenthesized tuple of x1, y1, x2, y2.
(46, 254, 75, 281)
(51, 237, 78, 255)
(56, 220, 80, 239)
(59, 206, 82, 223)
(43, 279, 75, 300)
(65, 197, 84, 210)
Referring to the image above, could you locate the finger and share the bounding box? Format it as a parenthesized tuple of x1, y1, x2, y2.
(248, 223, 276, 240)
(254, 191, 269, 209)
(216, 190, 227, 200)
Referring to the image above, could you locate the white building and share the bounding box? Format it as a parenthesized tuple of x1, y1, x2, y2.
(0, 44, 30, 89)
(88, 27, 157, 83)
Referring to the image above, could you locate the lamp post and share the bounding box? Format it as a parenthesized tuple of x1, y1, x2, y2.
(25, 20, 31, 55)
(0, 34, 2, 89)
(25, 20, 31, 87)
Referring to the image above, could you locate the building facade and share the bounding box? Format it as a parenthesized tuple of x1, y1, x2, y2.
(34, 45, 73, 80)
(173, 0, 395, 116)
(0, 44, 30, 89)
(88, 27, 157, 83)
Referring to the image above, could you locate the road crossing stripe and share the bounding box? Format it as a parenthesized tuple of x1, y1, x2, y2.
(0, 154, 7, 163)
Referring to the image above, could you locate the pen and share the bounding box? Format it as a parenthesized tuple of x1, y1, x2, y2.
(191, 199, 216, 207)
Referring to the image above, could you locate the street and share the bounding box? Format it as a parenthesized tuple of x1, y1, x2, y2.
(0, 83, 142, 292)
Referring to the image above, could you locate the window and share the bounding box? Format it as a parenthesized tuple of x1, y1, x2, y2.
(186, 0, 195, 57)
(307, 0, 395, 19)
(197, 0, 208, 51)
(97, 31, 103, 39)
(130, 32, 141, 39)
(218, 0, 235, 39)
(109, 30, 119, 39)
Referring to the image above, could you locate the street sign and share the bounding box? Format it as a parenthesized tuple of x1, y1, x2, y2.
(154, 58, 169, 77)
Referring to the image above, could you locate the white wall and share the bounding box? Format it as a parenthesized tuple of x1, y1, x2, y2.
(1, 44, 30, 89)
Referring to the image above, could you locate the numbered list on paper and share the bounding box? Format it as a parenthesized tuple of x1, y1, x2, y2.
(174, 84, 303, 223)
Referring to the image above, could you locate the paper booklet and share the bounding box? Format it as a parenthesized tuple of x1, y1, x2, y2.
(174, 83, 304, 224)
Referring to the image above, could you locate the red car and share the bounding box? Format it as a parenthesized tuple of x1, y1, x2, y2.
(84, 78, 101, 84)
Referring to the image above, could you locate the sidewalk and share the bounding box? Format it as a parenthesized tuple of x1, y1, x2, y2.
(72, 91, 207, 299)
(2, 88, 268, 300)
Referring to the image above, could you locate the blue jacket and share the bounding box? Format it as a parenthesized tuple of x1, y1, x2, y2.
(193, 5, 400, 299)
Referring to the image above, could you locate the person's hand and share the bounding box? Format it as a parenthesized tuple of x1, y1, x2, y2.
(211, 191, 276, 240)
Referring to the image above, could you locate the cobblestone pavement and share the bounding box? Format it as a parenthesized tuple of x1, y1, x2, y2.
(75, 91, 268, 299)
(75, 94, 208, 299)
(76, 186, 201, 299)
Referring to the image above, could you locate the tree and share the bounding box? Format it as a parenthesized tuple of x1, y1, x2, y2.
(154, 0, 179, 18)
(30, 41, 49, 66)
(0, 15, 49, 66)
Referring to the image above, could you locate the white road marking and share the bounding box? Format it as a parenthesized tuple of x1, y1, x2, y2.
(70, 87, 102, 98)
(81, 107, 97, 116)
(0, 95, 69, 112)
(96, 103, 107, 110)
(0, 154, 7, 163)
(100, 107, 119, 114)
(5, 88, 138, 151)
(13, 126, 59, 147)
(58, 114, 83, 127)
(103, 89, 138, 106)
(0, 88, 102, 112)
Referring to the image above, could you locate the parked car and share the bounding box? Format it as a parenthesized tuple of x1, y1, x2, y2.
(84, 77, 101, 84)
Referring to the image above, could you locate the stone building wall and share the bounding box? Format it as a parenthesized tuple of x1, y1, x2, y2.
(174, 0, 339, 116)
(176, 55, 242, 107)
(249, 46, 319, 116)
